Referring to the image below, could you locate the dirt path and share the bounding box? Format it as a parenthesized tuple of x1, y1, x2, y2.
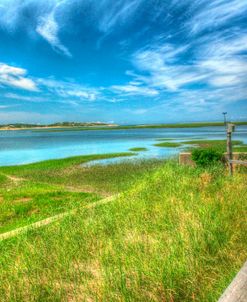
(0, 195, 117, 241)
(1, 173, 25, 183)
(1, 172, 110, 196)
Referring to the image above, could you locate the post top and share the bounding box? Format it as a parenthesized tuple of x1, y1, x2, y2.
(227, 123, 235, 133)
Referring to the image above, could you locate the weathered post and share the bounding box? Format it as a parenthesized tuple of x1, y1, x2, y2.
(226, 123, 235, 176)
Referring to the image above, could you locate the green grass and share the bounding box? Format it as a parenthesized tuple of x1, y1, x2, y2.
(0, 181, 98, 233)
(154, 142, 182, 148)
(0, 161, 246, 301)
(183, 140, 245, 153)
(128, 147, 148, 152)
(0, 153, 134, 192)
(0, 153, 164, 233)
(233, 145, 247, 152)
(0, 154, 163, 196)
(183, 139, 243, 146)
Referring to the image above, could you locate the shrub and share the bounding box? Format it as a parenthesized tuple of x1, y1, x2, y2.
(192, 148, 223, 167)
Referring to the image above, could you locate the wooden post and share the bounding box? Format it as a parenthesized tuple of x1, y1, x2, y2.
(218, 261, 247, 302)
(226, 123, 235, 176)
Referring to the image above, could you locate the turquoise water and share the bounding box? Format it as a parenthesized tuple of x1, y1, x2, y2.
(0, 126, 246, 166)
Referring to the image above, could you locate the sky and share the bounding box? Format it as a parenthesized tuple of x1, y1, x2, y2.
(0, 0, 247, 125)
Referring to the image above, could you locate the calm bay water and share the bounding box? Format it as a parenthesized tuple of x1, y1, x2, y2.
(0, 126, 246, 166)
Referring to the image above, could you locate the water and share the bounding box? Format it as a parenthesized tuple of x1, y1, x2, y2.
(0, 126, 246, 166)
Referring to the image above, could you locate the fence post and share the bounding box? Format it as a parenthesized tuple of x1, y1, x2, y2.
(226, 124, 235, 176)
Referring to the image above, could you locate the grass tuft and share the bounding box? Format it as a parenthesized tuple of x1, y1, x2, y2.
(154, 142, 182, 148)
(128, 147, 148, 152)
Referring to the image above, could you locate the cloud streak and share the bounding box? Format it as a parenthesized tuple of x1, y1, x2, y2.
(36, 2, 72, 57)
(187, 0, 247, 35)
(0, 63, 38, 91)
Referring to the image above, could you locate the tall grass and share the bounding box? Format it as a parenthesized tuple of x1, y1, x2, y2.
(0, 161, 246, 301)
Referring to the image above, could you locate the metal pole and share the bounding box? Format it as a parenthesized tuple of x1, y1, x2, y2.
(226, 125, 233, 176)
(222, 112, 227, 129)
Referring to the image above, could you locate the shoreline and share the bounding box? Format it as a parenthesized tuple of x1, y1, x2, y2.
(1, 121, 247, 132)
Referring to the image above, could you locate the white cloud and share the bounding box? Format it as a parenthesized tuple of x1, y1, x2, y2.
(36, 10, 71, 57)
(187, 0, 247, 35)
(61, 90, 97, 101)
(4, 93, 47, 102)
(0, 64, 25, 76)
(0, 105, 16, 109)
(95, 0, 144, 33)
(0, 0, 71, 57)
(37, 78, 99, 101)
(132, 44, 208, 91)
(111, 84, 159, 96)
(129, 28, 247, 95)
(131, 108, 148, 115)
(0, 63, 38, 91)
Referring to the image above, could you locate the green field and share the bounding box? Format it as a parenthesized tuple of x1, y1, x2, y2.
(0, 154, 246, 301)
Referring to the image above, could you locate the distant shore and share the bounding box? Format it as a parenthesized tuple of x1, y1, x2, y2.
(0, 121, 247, 132)
(0, 123, 117, 131)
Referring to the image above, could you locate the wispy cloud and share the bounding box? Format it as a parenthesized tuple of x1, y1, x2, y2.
(0, 0, 71, 57)
(129, 27, 247, 101)
(132, 44, 207, 91)
(187, 0, 247, 35)
(4, 93, 47, 102)
(36, 7, 72, 57)
(96, 0, 144, 33)
(37, 78, 99, 101)
(111, 84, 159, 96)
(0, 63, 38, 91)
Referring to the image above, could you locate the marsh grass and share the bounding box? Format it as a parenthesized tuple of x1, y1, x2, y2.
(184, 139, 243, 149)
(0, 154, 165, 232)
(154, 142, 182, 148)
(0, 161, 246, 301)
(233, 145, 247, 152)
(0, 153, 135, 193)
(128, 147, 148, 152)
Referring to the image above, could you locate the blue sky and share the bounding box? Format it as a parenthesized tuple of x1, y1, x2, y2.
(0, 0, 247, 124)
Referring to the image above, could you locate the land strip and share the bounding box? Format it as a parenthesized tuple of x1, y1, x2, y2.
(1, 121, 247, 132)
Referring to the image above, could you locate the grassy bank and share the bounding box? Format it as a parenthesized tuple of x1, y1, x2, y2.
(0, 153, 164, 233)
(0, 158, 246, 301)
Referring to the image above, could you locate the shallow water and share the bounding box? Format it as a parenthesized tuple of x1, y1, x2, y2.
(0, 126, 246, 166)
